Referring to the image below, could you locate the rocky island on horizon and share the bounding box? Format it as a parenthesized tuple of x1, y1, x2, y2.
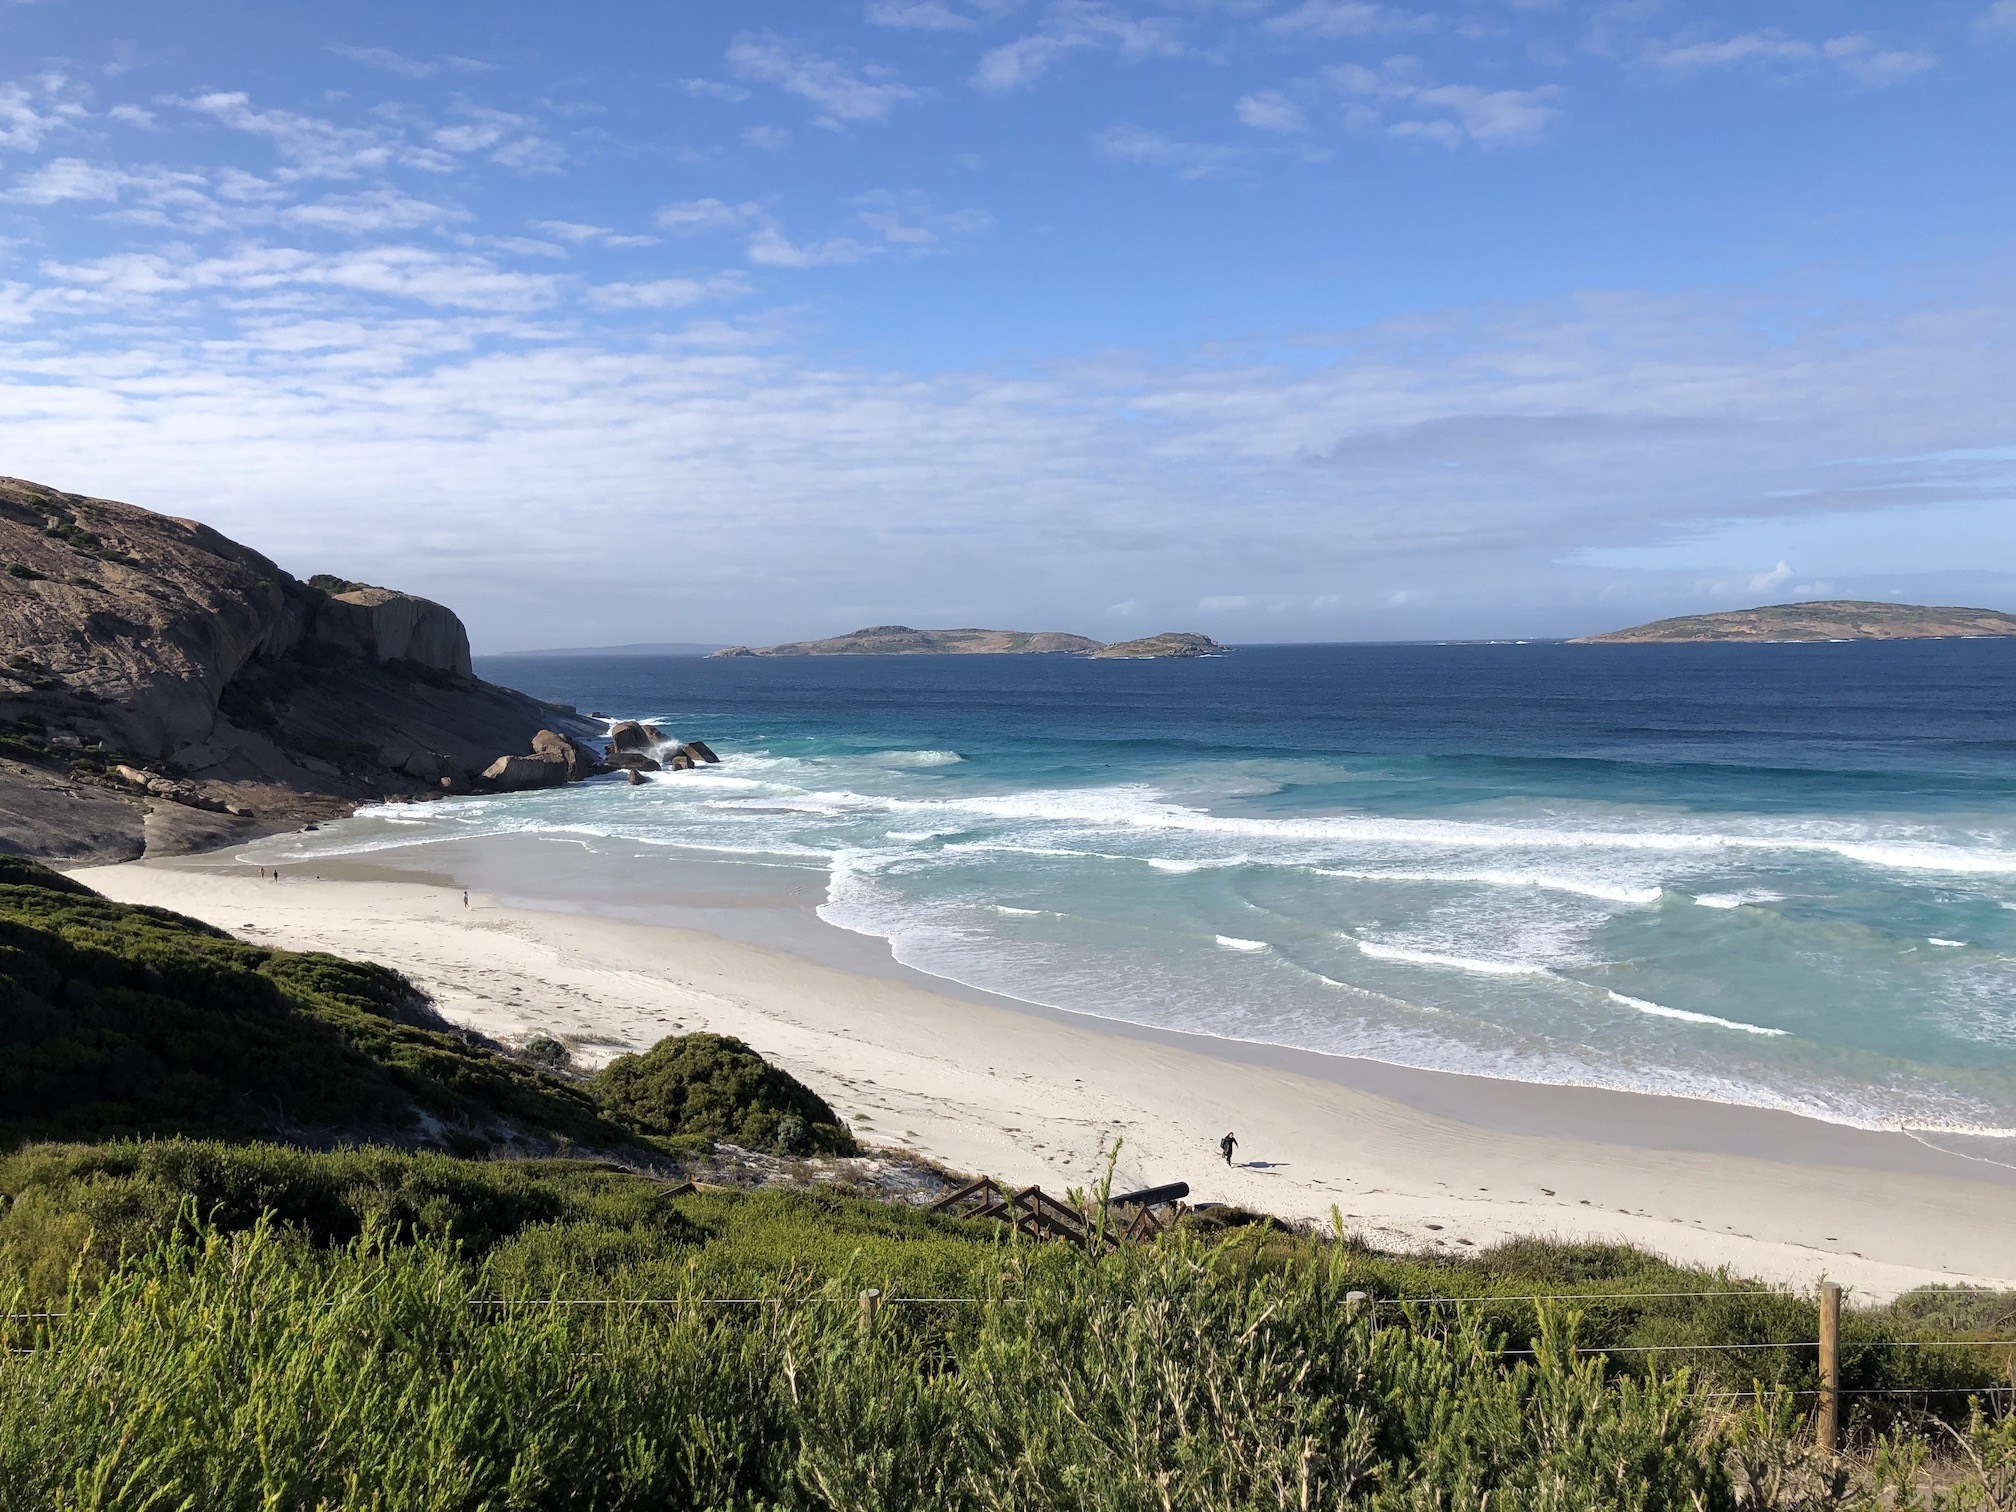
(711, 625, 1228, 658)
(1572, 599, 2016, 644)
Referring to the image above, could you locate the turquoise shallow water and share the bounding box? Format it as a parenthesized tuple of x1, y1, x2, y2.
(257, 642, 2016, 1133)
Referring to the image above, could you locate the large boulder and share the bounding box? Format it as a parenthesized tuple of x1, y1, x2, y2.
(602, 752, 660, 773)
(607, 720, 664, 754)
(530, 728, 589, 780)
(311, 586, 474, 677)
(478, 754, 570, 791)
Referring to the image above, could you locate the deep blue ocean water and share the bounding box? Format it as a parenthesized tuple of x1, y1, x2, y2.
(269, 641, 2016, 1132)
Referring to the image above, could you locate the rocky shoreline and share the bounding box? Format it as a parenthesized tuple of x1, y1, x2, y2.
(0, 476, 720, 863)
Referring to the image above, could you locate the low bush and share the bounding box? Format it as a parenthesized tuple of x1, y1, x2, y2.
(595, 1030, 859, 1156)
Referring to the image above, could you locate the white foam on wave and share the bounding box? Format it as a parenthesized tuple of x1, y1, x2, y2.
(1215, 935, 1271, 951)
(1314, 866, 1661, 905)
(996, 904, 1047, 917)
(872, 749, 965, 767)
(1929, 937, 1967, 948)
(1350, 937, 1552, 977)
(868, 783, 2016, 877)
(1149, 855, 1250, 874)
(1608, 991, 1788, 1037)
(1692, 889, 1787, 910)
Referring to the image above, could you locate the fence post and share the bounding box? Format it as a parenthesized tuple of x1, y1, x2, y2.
(1817, 1279, 1841, 1456)
(1346, 1290, 1368, 1321)
(859, 1287, 883, 1341)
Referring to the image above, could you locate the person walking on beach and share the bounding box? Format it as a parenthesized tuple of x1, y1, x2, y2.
(462, 889, 469, 908)
(1220, 1132, 1237, 1166)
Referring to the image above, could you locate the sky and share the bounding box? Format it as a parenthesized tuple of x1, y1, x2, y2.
(1, 1, 2013, 650)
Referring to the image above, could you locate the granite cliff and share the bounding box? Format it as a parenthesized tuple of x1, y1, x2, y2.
(0, 476, 596, 862)
(1571, 600, 2016, 644)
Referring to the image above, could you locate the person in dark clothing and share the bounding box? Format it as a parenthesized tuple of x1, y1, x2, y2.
(1220, 1132, 1237, 1166)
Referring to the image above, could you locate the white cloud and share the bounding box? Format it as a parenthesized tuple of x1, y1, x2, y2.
(107, 104, 157, 128)
(40, 242, 559, 311)
(866, 0, 1015, 29)
(1262, 2, 1428, 40)
(657, 198, 763, 233)
(1, 273, 2014, 646)
(1748, 559, 1794, 593)
(741, 124, 793, 151)
(327, 44, 437, 79)
(1980, 1, 2016, 33)
(679, 78, 752, 102)
(972, 3, 1186, 92)
(726, 31, 921, 127)
(533, 219, 611, 244)
(9, 157, 127, 204)
(586, 273, 751, 309)
(1094, 125, 1245, 179)
(178, 91, 452, 178)
(1234, 89, 1305, 133)
(747, 225, 878, 267)
(0, 73, 87, 154)
(1646, 30, 1935, 87)
(283, 188, 460, 234)
(852, 189, 993, 248)
(1326, 61, 1562, 146)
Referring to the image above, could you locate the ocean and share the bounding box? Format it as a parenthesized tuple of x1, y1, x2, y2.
(254, 641, 2016, 1135)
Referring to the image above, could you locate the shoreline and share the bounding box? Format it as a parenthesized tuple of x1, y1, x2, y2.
(79, 841, 2016, 1301)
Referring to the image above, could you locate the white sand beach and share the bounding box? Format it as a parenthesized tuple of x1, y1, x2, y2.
(81, 852, 2016, 1303)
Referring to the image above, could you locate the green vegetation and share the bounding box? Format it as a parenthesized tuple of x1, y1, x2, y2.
(4, 862, 2014, 1506)
(0, 859, 850, 1161)
(596, 1031, 860, 1156)
(0, 1142, 2011, 1509)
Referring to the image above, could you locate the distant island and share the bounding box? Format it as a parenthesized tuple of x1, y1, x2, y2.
(1572, 600, 2016, 644)
(711, 625, 1227, 658)
(1088, 631, 1227, 659)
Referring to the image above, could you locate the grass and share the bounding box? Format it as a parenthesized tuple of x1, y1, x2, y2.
(0, 1183, 2011, 1510)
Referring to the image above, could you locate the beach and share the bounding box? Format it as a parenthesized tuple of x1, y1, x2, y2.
(81, 846, 2016, 1303)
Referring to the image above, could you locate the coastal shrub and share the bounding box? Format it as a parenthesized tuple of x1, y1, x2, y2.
(6, 1213, 2008, 1510)
(0, 860, 626, 1150)
(594, 1030, 860, 1155)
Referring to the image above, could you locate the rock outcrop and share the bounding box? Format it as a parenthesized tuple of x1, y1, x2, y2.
(1571, 600, 2016, 644)
(0, 476, 595, 861)
(1089, 632, 1229, 659)
(710, 625, 1102, 657)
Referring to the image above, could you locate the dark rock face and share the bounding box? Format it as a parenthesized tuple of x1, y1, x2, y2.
(607, 720, 665, 753)
(0, 475, 593, 861)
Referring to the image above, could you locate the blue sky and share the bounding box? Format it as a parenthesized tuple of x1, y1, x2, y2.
(2, 1, 2013, 648)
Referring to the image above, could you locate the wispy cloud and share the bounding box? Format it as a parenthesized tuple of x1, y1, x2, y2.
(0, 73, 88, 154)
(726, 31, 921, 127)
(972, 2, 1186, 92)
(1093, 125, 1246, 179)
(1642, 29, 1935, 87)
(1261, 2, 1432, 40)
(1234, 89, 1305, 134)
(866, 0, 1019, 30)
(586, 272, 751, 309)
(1326, 60, 1562, 146)
(1980, 1, 2016, 34)
(326, 44, 437, 79)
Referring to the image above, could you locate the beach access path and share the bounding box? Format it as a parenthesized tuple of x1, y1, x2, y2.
(82, 856, 2016, 1303)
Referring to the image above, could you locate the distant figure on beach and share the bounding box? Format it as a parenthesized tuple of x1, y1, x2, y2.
(1220, 1132, 1237, 1166)
(462, 890, 469, 908)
